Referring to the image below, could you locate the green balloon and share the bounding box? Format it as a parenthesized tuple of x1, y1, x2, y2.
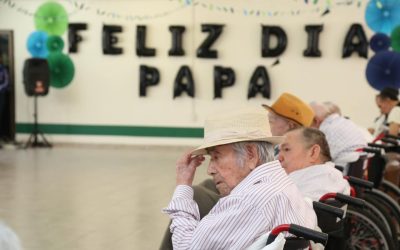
(35, 2, 68, 35)
(46, 36, 64, 52)
(47, 53, 75, 88)
(391, 26, 400, 53)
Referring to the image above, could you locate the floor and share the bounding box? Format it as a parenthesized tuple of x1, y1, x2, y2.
(0, 144, 210, 250)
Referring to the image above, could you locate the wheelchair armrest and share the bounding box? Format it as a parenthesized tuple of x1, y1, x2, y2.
(289, 224, 328, 246)
(385, 134, 400, 140)
(361, 147, 382, 155)
(319, 193, 366, 208)
(335, 193, 366, 208)
(266, 224, 328, 246)
(367, 143, 391, 150)
(381, 138, 399, 145)
(313, 201, 344, 219)
(345, 176, 374, 190)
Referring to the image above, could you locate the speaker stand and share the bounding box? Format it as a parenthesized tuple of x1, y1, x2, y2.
(25, 95, 52, 148)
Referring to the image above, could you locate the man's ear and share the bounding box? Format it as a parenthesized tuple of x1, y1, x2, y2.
(288, 121, 297, 130)
(311, 118, 320, 128)
(246, 144, 259, 170)
(309, 144, 321, 162)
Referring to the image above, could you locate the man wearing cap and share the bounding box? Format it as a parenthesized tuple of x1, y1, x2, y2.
(262, 92, 315, 138)
(262, 92, 315, 157)
(162, 107, 317, 250)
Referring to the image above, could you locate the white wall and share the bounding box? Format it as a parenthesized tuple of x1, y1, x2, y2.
(0, 0, 378, 145)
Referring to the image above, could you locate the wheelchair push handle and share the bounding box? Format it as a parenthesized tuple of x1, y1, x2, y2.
(345, 176, 374, 190)
(319, 193, 366, 208)
(335, 193, 366, 208)
(367, 143, 391, 150)
(266, 224, 328, 246)
(360, 147, 382, 155)
(385, 134, 400, 140)
(289, 224, 328, 246)
(381, 138, 399, 145)
(313, 201, 345, 219)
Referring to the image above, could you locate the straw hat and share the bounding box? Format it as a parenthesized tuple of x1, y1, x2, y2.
(192, 107, 283, 155)
(262, 93, 315, 127)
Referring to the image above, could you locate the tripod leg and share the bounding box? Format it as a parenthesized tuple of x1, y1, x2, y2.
(38, 132, 52, 147)
(25, 96, 52, 148)
(24, 133, 35, 148)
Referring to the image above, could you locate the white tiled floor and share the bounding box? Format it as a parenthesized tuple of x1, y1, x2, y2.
(0, 145, 210, 250)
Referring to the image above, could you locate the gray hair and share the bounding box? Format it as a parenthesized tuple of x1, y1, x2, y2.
(323, 101, 341, 116)
(299, 127, 332, 162)
(231, 141, 275, 167)
(309, 101, 330, 121)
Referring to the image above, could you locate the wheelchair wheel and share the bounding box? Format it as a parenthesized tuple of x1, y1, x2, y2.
(380, 180, 400, 205)
(345, 207, 395, 250)
(364, 190, 400, 241)
(364, 195, 399, 249)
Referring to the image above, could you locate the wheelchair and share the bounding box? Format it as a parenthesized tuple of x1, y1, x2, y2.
(265, 224, 328, 250)
(316, 175, 398, 250)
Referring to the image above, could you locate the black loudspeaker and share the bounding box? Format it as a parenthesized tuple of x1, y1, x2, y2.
(23, 58, 50, 96)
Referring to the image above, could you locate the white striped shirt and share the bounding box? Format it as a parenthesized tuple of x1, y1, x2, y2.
(163, 160, 317, 250)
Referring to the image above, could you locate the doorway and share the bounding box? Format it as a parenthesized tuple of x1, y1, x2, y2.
(0, 30, 15, 143)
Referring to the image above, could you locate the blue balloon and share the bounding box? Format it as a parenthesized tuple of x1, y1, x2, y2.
(365, 0, 400, 35)
(27, 31, 49, 58)
(366, 51, 400, 90)
(370, 33, 391, 52)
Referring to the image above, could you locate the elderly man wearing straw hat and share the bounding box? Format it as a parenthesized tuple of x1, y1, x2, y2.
(159, 92, 316, 250)
(162, 107, 317, 250)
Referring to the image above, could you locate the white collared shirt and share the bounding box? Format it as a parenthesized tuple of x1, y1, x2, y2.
(289, 161, 350, 201)
(388, 106, 400, 125)
(320, 114, 367, 165)
(163, 160, 317, 250)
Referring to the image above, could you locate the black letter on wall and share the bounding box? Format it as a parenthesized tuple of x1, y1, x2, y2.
(169, 26, 186, 56)
(173, 66, 195, 98)
(102, 25, 123, 55)
(342, 23, 368, 58)
(136, 25, 156, 57)
(197, 24, 224, 58)
(261, 26, 287, 57)
(303, 25, 323, 57)
(248, 66, 271, 99)
(139, 65, 160, 97)
(214, 66, 235, 99)
(68, 23, 87, 53)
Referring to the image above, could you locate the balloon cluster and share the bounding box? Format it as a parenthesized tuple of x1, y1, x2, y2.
(365, 0, 400, 91)
(26, 1, 75, 89)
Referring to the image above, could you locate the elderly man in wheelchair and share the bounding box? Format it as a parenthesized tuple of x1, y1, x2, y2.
(163, 108, 318, 249)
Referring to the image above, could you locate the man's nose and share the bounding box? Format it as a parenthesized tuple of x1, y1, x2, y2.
(207, 162, 216, 175)
(277, 153, 283, 162)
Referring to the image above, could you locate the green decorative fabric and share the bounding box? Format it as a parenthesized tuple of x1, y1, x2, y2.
(34, 2, 68, 35)
(46, 36, 64, 53)
(391, 26, 400, 52)
(47, 53, 75, 88)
